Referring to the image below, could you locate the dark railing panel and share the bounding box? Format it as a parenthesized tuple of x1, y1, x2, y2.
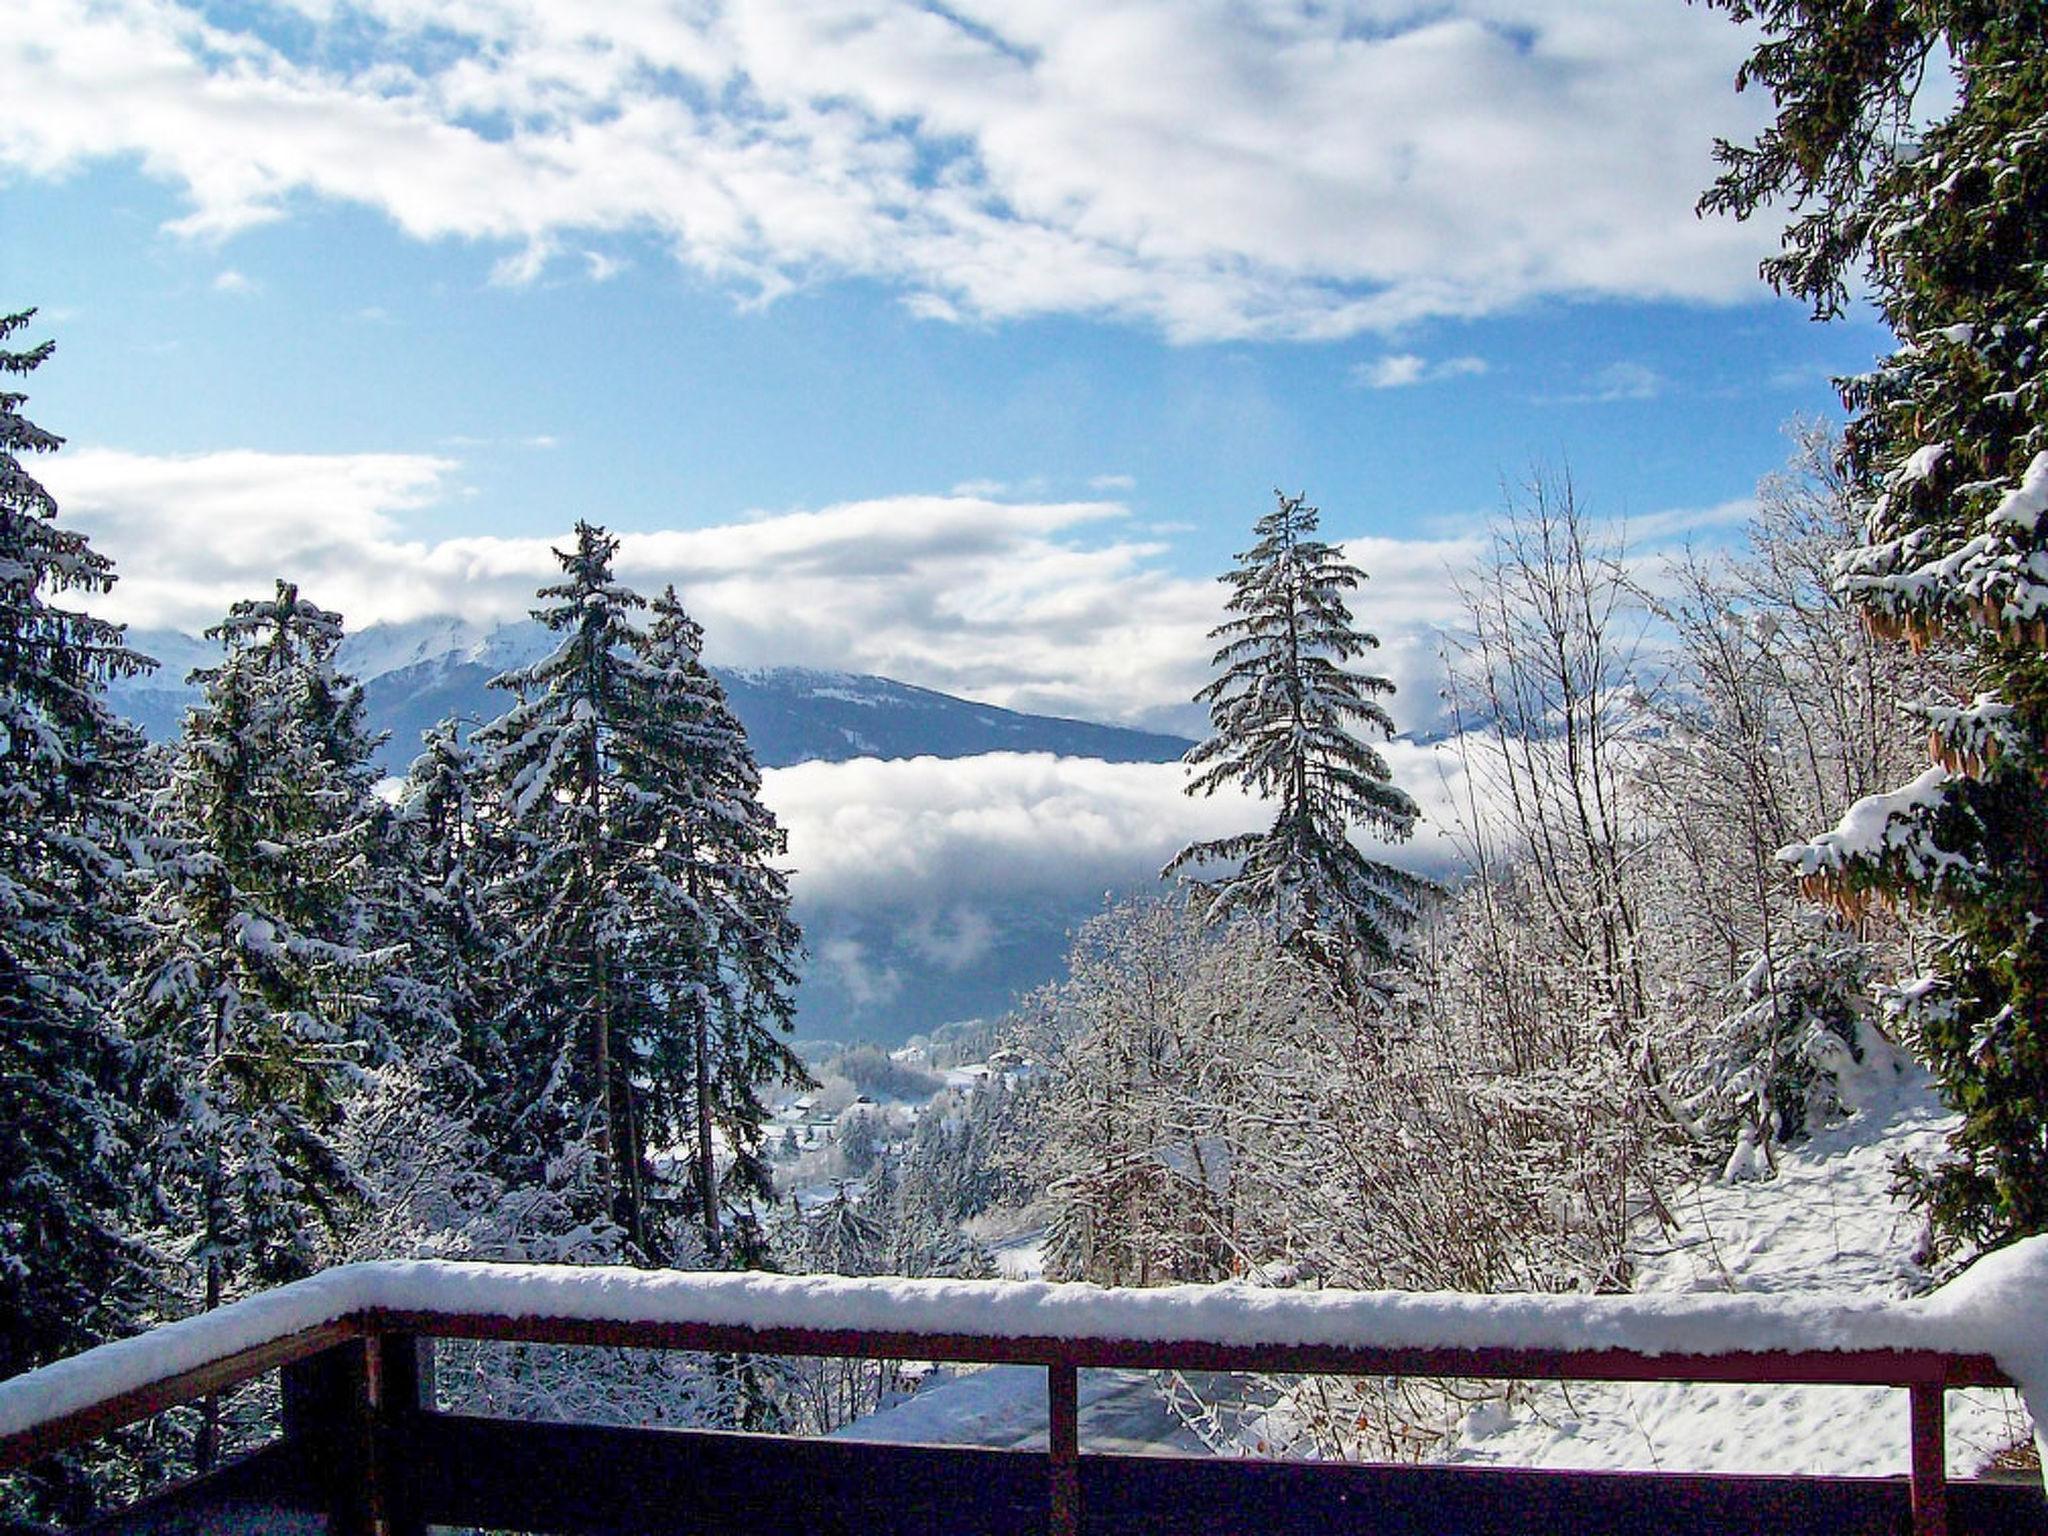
(73, 1440, 323, 1535)
(48, 1426, 2048, 1536)
(401, 1412, 1051, 1536)
(1079, 1453, 2048, 1536)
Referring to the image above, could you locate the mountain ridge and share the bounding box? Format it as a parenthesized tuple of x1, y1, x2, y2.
(108, 618, 1195, 774)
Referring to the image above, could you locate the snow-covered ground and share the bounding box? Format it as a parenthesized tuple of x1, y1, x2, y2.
(988, 1230, 1046, 1281)
(1454, 1055, 2034, 1479)
(848, 1050, 2039, 1479)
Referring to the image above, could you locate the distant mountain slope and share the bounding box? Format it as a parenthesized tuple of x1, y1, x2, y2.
(713, 667, 1192, 769)
(111, 619, 1193, 774)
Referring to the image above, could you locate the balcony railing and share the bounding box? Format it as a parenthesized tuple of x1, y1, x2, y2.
(2, 1256, 2045, 1535)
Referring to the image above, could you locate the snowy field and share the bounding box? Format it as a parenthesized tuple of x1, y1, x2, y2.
(1454, 1056, 2034, 1478)
(848, 1052, 2039, 1479)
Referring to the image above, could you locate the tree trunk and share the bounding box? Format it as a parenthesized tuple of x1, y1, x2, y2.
(696, 1002, 722, 1261)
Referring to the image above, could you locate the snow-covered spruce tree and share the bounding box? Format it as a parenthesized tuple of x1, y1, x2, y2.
(629, 586, 806, 1261)
(0, 310, 159, 1388)
(474, 523, 655, 1256)
(805, 1182, 885, 1277)
(128, 587, 386, 1287)
(476, 535, 804, 1263)
(124, 582, 388, 1463)
(1702, 4, 2048, 1246)
(317, 720, 539, 1270)
(1166, 490, 1427, 999)
(374, 721, 511, 1107)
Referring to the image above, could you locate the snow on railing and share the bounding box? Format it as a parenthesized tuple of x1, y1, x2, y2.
(3, 1241, 2046, 1534)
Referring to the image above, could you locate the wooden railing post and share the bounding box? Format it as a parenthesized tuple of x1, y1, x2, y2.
(280, 1329, 428, 1536)
(368, 1330, 429, 1536)
(1048, 1359, 1080, 1536)
(1908, 1381, 1949, 1536)
(281, 1337, 376, 1536)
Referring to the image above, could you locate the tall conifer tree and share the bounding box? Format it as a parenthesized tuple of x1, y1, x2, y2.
(476, 524, 652, 1251)
(0, 310, 157, 1385)
(633, 587, 806, 1259)
(126, 584, 387, 1322)
(1167, 490, 1427, 996)
(476, 535, 804, 1261)
(1702, 4, 2048, 1245)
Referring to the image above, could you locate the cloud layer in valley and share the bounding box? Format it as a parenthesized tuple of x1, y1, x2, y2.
(764, 747, 1469, 1032)
(769, 747, 1468, 906)
(3, 0, 1772, 341)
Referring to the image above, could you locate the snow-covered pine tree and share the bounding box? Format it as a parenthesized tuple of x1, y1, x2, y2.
(0, 309, 159, 1389)
(377, 721, 508, 1104)
(125, 582, 389, 1370)
(837, 1106, 882, 1176)
(474, 523, 652, 1254)
(475, 540, 804, 1263)
(629, 585, 806, 1260)
(805, 1182, 885, 1277)
(1166, 490, 1428, 997)
(1702, 4, 2048, 1246)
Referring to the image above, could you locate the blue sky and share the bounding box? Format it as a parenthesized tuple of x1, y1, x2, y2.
(4, 0, 1889, 734)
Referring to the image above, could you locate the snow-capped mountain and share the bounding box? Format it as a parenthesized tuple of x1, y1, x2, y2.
(109, 617, 1194, 775)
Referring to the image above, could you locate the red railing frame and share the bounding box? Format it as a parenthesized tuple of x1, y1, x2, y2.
(0, 1292, 2030, 1536)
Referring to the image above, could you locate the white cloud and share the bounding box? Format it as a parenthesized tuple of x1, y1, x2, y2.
(902, 907, 998, 973)
(1354, 353, 1489, 389)
(1360, 353, 1426, 389)
(1624, 496, 1755, 545)
(44, 448, 467, 632)
(212, 268, 253, 293)
(764, 748, 1469, 918)
(1, 0, 1776, 341)
(45, 444, 1489, 730)
(40, 448, 1209, 722)
(814, 936, 902, 1010)
(1549, 359, 1666, 404)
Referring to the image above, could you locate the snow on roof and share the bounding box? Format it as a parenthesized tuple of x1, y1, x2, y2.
(4, 1243, 2046, 1470)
